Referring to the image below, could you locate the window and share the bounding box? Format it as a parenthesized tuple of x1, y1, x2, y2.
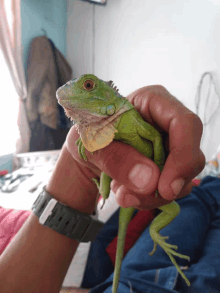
(0, 0, 20, 156)
(0, 49, 19, 156)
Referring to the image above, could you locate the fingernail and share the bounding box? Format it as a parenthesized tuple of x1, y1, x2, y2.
(171, 178, 185, 197)
(128, 164, 152, 189)
(124, 194, 141, 207)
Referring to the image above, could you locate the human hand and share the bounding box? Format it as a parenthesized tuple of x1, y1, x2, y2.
(46, 144, 99, 214)
(64, 85, 205, 211)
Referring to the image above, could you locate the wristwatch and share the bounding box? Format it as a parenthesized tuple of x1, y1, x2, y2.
(32, 187, 104, 242)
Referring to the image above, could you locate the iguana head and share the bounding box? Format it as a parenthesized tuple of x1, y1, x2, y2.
(56, 74, 126, 124)
(56, 74, 133, 152)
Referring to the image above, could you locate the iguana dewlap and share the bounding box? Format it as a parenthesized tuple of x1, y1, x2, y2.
(56, 74, 191, 292)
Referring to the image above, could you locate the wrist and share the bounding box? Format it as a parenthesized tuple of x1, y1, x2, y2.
(46, 144, 97, 214)
(32, 187, 104, 243)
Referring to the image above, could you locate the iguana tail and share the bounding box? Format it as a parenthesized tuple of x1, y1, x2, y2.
(112, 207, 135, 293)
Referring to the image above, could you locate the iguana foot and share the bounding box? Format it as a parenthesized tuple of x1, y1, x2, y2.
(92, 178, 100, 189)
(92, 173, 112, 210)
(91, 177, 107, 209)
(149, 228, 191, 286)
(76, 137, 87, 161)
(92, 178, 105, 209)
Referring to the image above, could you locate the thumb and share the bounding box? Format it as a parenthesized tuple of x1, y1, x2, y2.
(67, 126, 161, 198)
(89, 140, 161, 196)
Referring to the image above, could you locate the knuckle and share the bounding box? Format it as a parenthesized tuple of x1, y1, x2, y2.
(185, 111, 203, 130)
(182, 149, 205, 178)
(195, 115, 203, 130)
(154, 84, 168, 92)
(197, 150, 206, 173)
(180, 112, 203, 141)
(192, 114, 204, 134)
(148, 85, 170, 98)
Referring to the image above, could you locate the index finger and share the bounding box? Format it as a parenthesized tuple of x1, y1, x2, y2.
(127, 85, 205, 200)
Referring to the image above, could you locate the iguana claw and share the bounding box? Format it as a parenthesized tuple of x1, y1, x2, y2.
(91, 175, 111, 210)
(149, 231, 190, 286)
(92, 178, 100, 189)
(92, 178, 106, 209)
(148, 201, 191, 286)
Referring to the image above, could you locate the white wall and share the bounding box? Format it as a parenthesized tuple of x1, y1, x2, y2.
(67, 0, 220, 159)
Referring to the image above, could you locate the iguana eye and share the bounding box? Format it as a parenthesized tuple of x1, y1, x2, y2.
(83, 79, 95, 91)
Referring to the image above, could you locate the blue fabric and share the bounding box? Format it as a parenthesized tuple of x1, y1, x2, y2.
(84, 176, 220, 292)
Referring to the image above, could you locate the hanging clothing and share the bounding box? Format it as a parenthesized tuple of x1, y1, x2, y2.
(26, 36, 72, 151)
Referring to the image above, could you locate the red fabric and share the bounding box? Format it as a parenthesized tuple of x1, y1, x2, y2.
(0, 170, 8, 176)
(0, 207, 31, 255)
(192, 178, 201, 186)
(106, 209, 155, 265)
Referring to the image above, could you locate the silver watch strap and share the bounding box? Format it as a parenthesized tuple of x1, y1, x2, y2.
(32, 188, 104, 242)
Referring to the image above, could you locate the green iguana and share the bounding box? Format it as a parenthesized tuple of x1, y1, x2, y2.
(56, 74, 191, 292)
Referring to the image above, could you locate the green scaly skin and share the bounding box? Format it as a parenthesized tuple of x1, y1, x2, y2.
(56, 74, 191, 293)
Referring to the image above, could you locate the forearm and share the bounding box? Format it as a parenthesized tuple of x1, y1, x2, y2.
(0, 144, 97, 293)
(0, 213, 78, 293)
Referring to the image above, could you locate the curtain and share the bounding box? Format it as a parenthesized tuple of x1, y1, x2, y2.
(0, 0, 30, 154)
